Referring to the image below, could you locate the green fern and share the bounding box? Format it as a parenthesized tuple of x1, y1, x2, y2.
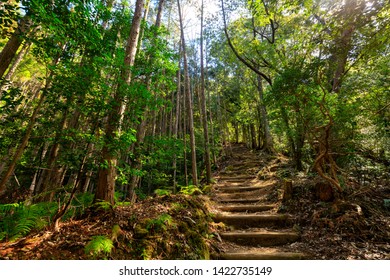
(154, 188, 172, 196)
(93, 201, 112, 211)
(85, 235, 114, 257)
(146, 213, 174, 231)
(179, 185, 203, 195)
(0, 202, 57, 241)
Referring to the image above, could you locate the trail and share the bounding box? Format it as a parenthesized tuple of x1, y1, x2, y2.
(211, 144, 306, 259)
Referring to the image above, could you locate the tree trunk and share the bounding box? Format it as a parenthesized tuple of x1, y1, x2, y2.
(38, 107, 69, 202)
(256, 74, 274, 152)
(0, 16, 30, 79)
(177, 0, 198, 186)
(0, 89, 45, 194)
(172, 53, 181, 193)
(95, 0, 145, 204)
(0, 49, 63, 195)
(126, 0, 166, 201)
(0, 41, 31, 94)
(250, 123, 257, 149)
(199, 0, 212, 183)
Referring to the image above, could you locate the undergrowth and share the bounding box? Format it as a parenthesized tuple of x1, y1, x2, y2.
(84, 235, 114, 258)
(0, 192, 94, 242)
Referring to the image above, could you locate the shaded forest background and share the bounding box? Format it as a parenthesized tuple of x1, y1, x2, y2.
(0, 0, 389, 247)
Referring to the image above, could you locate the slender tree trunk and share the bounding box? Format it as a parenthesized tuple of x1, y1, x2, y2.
(37, 106, 69, 201)
(95, 0, 145, 204)
(172, 56, 181, 193)
(0, 88, 46, 194)
(177, 0, 198, 186)
(126, 0, 166, 201)
(182, 68, 189, 187)
(0, 47, 64, 195)
(0, 16, 30, 78)
(0, 42, 31, 94)
(199, 0, 212, 183)
(256, 74, 274, 152)
(250, 123, 257, 149)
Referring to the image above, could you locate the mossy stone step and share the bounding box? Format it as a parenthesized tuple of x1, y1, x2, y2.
(218, 204, 275, 212)
(214, 213, 289, 228)
(220, 230, 299, 246)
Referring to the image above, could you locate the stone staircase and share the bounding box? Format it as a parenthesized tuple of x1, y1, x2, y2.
(212, 144, 306, 260)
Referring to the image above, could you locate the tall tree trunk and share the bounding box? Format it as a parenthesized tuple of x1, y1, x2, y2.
(95, 0, 145, 204)
(126, 0, 166, 201)
(0, 45, 63, 195)
(182, 66, 189, 187)
(172, 55, 181, 193)
(0, 41, 31, 94)
(257, 74, 274, 152)
(199, 0, 212, 183)
(38, 110, 69, 202)
(0, 87, 46, 194)
(177, 0, 198, 186)
(0, 16, 30, 79)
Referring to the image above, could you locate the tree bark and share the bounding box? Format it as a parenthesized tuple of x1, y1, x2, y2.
(256, 74, 274, 152)
(177, 0, 198, 186)
(95, 0, 145, 204)
(0, 16, 30, 79)
(199, 0, 212, 183)
(0, 87, 46, 195)
(126, 0, 166, 201)
(172, 56, 181, 193)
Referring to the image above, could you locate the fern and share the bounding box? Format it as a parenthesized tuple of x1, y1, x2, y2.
(85, 235, 114, 257)
(154, 188, 172, 196)
(0, 202, 57, 241)
(146, 213, 174, 231)
(179, 185, 203, 195)
(93, 201, 112, 211)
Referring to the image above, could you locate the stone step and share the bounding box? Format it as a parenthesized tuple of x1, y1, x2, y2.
(214, 213, 289, 228)
(219, 249, 307, 260)
(217, 198, 261, 204)
(218, 204, 275, 212)
(220, 230, 299, 246)
(215, 190, 268, 200)
(218, 176, 254, 182)
(215, 186, 265, 193)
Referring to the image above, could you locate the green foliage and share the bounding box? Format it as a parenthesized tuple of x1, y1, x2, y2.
(154, 188, 172, 196)
(92, 201, 112, 211)
(146, 213, 175, 231)
(62, 192, 94, 220)
(0, 202, 57, 241)
(179, 185, 203, 195)
(0, 2, 20, 37)
(84, 235, 114, 258)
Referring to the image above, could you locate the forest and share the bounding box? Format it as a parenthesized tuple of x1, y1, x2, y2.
(0, 0, 389, 260)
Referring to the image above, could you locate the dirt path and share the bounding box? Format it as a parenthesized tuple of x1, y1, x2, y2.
(210, 144, 306, 259)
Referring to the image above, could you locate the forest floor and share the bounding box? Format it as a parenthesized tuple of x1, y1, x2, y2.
(0, 143, 389, 259)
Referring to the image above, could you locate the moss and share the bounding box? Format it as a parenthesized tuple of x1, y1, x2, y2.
(119, 195, 216, 259)
(134, 223, 149, 238)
